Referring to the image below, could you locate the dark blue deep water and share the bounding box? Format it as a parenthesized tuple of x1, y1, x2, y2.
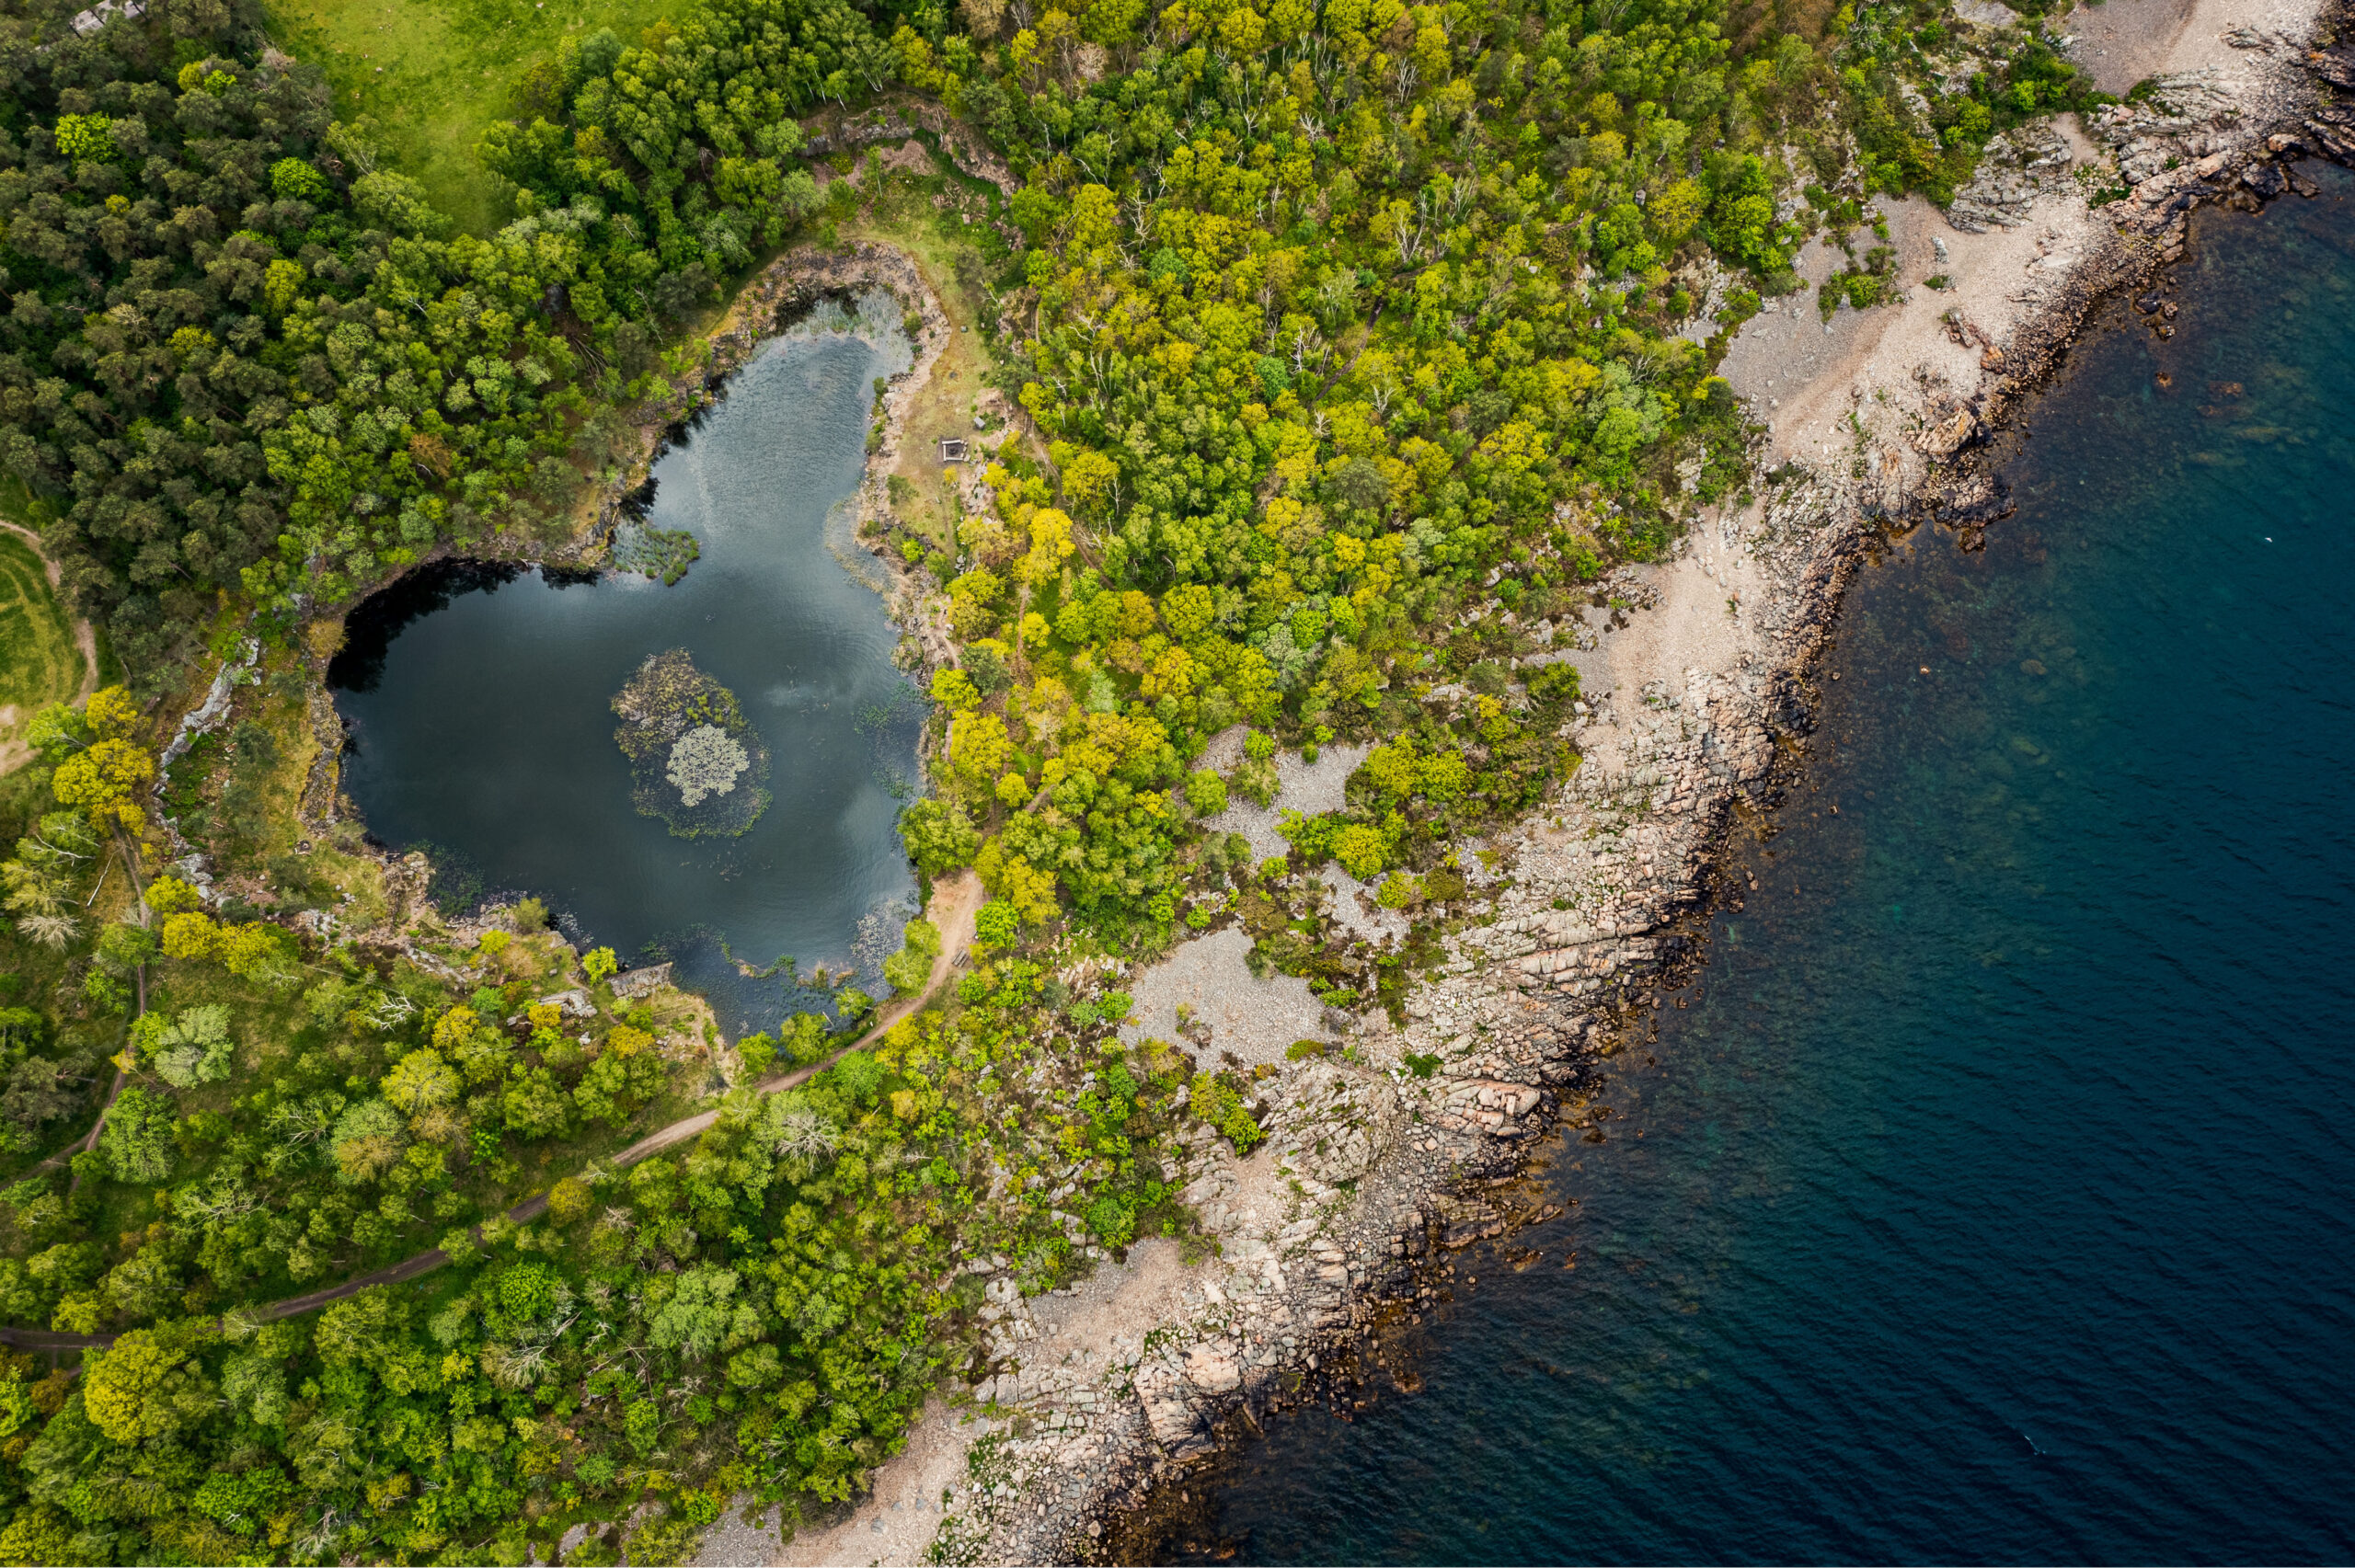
(1183, 176, 2355, 1562)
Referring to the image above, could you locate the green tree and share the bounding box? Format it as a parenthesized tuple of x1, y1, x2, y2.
(51, 739, 155, 831)
(83, 1328, 210, 1445)
(649, 1265, 751, 1359)
(973, 900, 1018, 950)
(899, 800, 980, 874)
(573, 1050, 669, 1127)
(502, 1067, 575, 1139)
(99, 1088, 175, 1185)
(382, 1048, 460, 1116)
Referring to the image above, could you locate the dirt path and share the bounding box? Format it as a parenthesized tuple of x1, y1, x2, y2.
(0, 872, 985, 1353)
(595, 869, 983, 1173)
(54, 838, 151, 1196)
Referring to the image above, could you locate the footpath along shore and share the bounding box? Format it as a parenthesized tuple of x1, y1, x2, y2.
(690, 0, 2355, 1561)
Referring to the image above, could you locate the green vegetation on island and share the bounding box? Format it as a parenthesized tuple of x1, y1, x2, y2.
(612, 648, 771, 839)
(0, 0, 2101, 1555)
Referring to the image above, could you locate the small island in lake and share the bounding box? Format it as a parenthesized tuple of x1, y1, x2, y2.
(611, 648, 770, 839)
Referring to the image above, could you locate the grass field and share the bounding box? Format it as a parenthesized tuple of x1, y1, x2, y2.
(835, 145, 1020, 557)
(266, 0, 695, 235)
(0, 529, 86, 774)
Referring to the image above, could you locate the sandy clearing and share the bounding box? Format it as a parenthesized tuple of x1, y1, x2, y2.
(1725, 0, 2325, 493)
(693, 1392, 991, 1566)
(1611, 111, 2108, 722)
(2071, 0, 2205, 92)
(1590, 0, 2326, 757)
(1717, 131, 2105, 478)
(2072, 0, 2324, 89)
(1198, 730, 1373, 863)
(754, 1396, 993, 1567)
(1023, 1236, 1195, 1361)
(1117, 925, 1327, 1071)
(1316, 863, 1410, 944)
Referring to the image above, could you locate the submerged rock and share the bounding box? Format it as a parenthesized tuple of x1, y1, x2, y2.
(611, 648, 771, 838)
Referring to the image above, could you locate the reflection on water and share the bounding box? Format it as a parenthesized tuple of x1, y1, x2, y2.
(330, 296, 921, 1038)
(1179, 175, 2355, 1562)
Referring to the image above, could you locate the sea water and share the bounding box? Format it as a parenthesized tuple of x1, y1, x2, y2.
(1183, 172, 2355, 1562)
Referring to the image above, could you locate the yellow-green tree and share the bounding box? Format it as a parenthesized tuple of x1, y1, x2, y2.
(84, 1329, 211, 1445)
(51, 738, 155, 832)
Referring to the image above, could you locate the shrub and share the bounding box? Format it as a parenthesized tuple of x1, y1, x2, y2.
(144, 876, 203, 915)
(1085, 1192, 1136, 1246)
(1189, 1074, 1263, 1152)
(220, 922, 295, 985)
(1331, 824, 1387, 880)
(973, 900, 1018, 950)
(547, 1177, 592, 1224)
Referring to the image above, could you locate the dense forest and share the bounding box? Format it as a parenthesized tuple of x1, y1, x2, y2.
(0, 0, 2090, 1556)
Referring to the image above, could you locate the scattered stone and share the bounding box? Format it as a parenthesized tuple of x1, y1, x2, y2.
(1947, 122, 2073, 232)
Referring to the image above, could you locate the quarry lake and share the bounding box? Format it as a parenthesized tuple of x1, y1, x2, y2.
(329, 301, 922, 1036)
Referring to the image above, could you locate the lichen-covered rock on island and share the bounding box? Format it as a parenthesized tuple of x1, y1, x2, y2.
(611, 648, 771, 838)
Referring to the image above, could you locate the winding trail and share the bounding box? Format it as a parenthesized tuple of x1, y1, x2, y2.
(3, 532, 128, 1179)
(52, 836, 151, 1198)
(0, 873, 982, 1353)
(0, 243, 986, 1355)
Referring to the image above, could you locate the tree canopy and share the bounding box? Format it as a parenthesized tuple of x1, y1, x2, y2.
(0, 0, 2093, 1555)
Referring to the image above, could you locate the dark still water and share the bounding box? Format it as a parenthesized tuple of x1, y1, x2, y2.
(1187, 179, 2355, 1562)
(331, 301, 921, 1036)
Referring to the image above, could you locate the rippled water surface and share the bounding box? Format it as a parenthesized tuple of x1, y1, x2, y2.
(1183, 176, 2355, 1562)
(330, 306, 919, 1034)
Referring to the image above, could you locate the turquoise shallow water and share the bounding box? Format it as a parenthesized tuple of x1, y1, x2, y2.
(1180, 174, 2355, 1562)
(330, 309, 920, 1036)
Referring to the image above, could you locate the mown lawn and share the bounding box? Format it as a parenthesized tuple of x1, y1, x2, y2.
(264, 0, 696, 236)
(0, 528, 85, 773)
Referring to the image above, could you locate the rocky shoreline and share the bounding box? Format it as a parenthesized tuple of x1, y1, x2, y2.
(887, 435, 1867, 1568)
(193, 27, 2354, 1560)
(711, 11, 2355, 1566)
